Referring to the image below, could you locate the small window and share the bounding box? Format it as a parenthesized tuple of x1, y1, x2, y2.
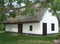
(30, 25, 32, 31)
(51, 23, 55, 31)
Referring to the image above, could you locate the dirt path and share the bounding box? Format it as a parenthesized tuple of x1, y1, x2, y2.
(53, 40, 60, 44)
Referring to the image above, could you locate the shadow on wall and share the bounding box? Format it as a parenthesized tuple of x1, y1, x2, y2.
(59, 19, 60, 31)
(59, 24, 60, 32)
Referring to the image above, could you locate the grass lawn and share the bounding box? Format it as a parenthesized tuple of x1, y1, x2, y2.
(0, 31, 60, 44)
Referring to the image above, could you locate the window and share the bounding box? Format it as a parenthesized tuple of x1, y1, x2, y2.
(30, 25, 32, 31)
(51, 23, 55, 31)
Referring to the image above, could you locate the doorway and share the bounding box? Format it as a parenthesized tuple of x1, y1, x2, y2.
(43, 23, 47, 36)
(18, 24, 22, 33)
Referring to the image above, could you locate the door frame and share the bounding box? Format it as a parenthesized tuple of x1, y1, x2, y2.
(43, 23, 47, 36)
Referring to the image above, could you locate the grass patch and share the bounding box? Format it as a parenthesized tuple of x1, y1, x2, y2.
(0, 30, 5, 33)
(0, 31, 60, 44)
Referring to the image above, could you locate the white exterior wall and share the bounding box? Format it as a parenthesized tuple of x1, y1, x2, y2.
(40, 8, 59, 34)
(6, 24, 18, 32)
(23, 23, 42, 34)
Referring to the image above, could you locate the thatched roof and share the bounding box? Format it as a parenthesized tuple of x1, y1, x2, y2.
(4, 8, 46, 24)
(3, 3, 47, 24)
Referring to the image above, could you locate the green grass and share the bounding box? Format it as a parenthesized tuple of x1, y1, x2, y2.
(0, 31, 60, 44)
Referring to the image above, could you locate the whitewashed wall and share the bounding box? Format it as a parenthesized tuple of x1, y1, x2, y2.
(40, 8, 59, 34)
(6, 24, 18, 32)
(23, 23, 42, 34)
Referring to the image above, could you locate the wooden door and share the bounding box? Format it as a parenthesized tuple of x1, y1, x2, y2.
(18, 24, 22, 33)
(43, 23, 47, 36)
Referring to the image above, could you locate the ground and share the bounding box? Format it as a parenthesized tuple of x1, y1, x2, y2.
(0, 31, 60, 44)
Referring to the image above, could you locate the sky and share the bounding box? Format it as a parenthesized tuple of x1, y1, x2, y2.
(4, 0, 35, 8)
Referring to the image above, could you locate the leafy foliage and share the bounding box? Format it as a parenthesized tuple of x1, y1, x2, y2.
(9, 11, 16, 18)
(17, 0, 23, 4)
(0, 0, 4, 5)
(0, 13, 7, 22)
(0, 0, 60, 21)
(0, 24, 5, 31)
(48, 0, 60, 19)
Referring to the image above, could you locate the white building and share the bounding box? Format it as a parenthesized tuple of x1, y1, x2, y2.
(4, 8, 59, 36)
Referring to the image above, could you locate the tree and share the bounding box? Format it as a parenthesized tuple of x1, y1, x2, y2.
(0, 0, 60, 22)
(49, 0, 60, 17)
(0, 0, 43, 21)
(47, 0, 60, 24)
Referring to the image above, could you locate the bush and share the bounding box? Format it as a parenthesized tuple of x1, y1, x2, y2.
(0, 24, 5, 31)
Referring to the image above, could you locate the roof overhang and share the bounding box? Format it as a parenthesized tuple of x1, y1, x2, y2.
(3, 21, 40, 24)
